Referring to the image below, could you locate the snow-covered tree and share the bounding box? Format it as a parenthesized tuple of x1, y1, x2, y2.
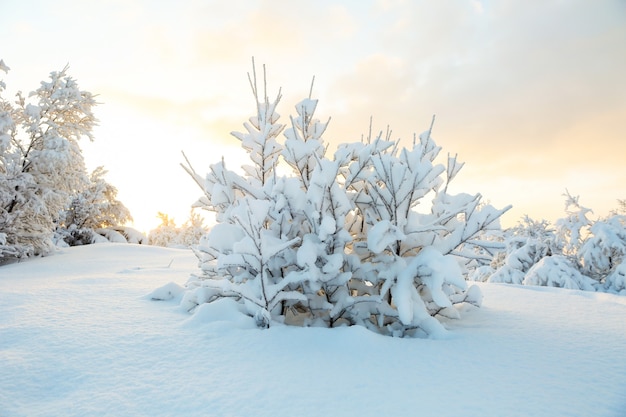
(178, 62, 511, 336)
(63, 167, 131, 230)
(56, 167, 132, 246)
(1, 60, 132, 261)
(149, 212, 178, 247)
(148, 210, 208, 248)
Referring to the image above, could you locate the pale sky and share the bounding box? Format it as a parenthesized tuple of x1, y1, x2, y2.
(1, 0, 625, 232)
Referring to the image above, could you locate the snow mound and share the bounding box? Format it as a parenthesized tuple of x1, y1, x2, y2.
(147, 282, 185, 301)
(181, 298, 257, 331)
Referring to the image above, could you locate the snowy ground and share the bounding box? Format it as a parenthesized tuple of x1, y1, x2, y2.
(1, 244, 625, 417)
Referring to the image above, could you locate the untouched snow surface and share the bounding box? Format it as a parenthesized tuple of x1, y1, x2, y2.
(1, 243, 625, 417)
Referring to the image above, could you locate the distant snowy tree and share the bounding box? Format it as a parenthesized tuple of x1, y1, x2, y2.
(149, 212, 178, 247)
(178, 211, 210, 247)
(178, 62, 511, 336)
(149, 210, 208, 248)
(555, 191, 593, 256)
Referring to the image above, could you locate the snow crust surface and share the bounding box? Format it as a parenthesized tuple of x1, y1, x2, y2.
(1, 244, 625, 417)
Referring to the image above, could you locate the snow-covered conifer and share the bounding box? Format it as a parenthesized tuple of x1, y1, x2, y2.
(180, 63, 510, 336)
(182, 64, 309, 326)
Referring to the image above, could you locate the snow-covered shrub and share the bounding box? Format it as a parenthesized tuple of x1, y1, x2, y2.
(578, 215, 626, 281)
(149, 210, 208, 248)
(54, 225, 97, 247)
(488, 194, 626, 293)
(523, 255, 596, 290)
(180, 63, 510, 336)
(488, 216, 560, 285)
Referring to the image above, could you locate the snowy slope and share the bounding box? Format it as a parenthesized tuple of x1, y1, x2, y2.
(1, 244, 625, 417)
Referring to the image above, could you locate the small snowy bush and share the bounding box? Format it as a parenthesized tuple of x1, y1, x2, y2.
(180, 63, 510, 336)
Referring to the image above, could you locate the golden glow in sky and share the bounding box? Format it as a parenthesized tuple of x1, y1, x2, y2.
(1, 0, 625, 232)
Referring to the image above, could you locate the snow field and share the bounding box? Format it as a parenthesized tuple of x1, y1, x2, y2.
(1, 244, 625, 417)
